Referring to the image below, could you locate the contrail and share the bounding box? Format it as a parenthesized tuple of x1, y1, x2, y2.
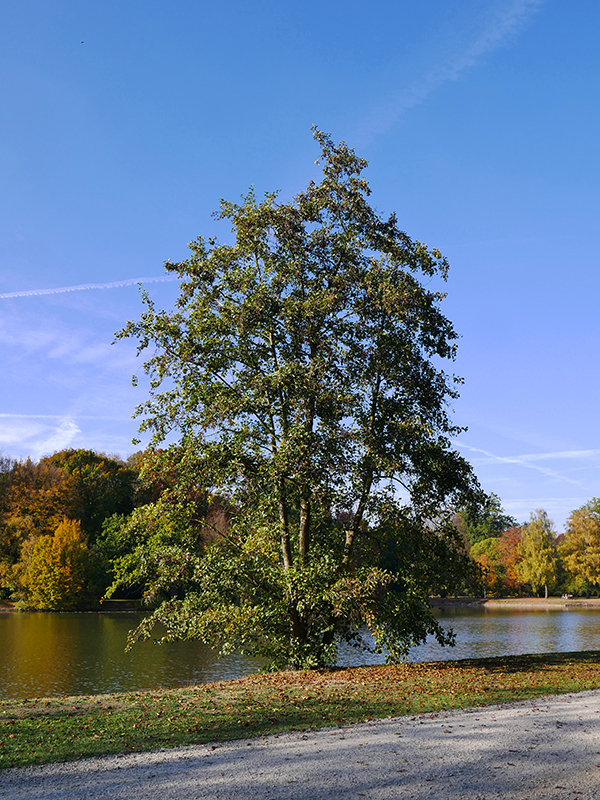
(356, 0, 544, 143)
(0, 274, 179, 300)
(455, 442, 584, 488)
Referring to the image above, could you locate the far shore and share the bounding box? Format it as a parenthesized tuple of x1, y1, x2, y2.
(0, 599, 140, 613)
(430, 596, 600, 610)
(4, 597, 600, 613)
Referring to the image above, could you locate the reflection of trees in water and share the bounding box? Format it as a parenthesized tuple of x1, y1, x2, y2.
(2, 613, 75, 696)
(0, 612, 263, 699)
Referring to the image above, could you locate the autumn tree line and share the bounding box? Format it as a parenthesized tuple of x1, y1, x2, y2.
(0, 448, 150, 609)
(0, 447, 235, 610)
(0, 447, 598, 610)
(456, 495, 600, 600)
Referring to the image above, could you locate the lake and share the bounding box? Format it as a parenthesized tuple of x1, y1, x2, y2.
(2, 606, 600, 700)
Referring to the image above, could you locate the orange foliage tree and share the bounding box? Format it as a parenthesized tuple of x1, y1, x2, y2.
(470, 538, 502, 596)
(496, 527, 522, 594)
(469, 527, 523, 596)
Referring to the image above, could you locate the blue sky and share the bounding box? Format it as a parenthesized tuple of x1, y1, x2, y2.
(1, 0, 598, 530)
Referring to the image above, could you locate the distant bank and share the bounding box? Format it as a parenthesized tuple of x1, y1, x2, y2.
(4, 597, 600, 613)
(430, 597, 600, 610)
(0, 599, 140, 613)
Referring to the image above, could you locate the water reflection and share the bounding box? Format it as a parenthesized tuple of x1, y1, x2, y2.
(0, 612, 263, 700)
(2, 607, 600, 699)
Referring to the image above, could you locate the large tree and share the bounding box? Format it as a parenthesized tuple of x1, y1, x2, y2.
(114, 129, 481, 669)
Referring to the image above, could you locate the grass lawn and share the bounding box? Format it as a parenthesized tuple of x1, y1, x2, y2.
(2, 650, 600, 769)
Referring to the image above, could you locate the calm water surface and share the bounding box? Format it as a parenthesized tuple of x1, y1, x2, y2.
(0, 612, 263, 700)
(2, 607, 600, 699)
(340, 606, 600, 666)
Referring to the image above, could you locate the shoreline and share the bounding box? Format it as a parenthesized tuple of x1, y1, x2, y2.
(0, 600, 140, 613)
(5, 597, 600, 614)
(2, 649, 600, 771)
(430, 596, 600, 610)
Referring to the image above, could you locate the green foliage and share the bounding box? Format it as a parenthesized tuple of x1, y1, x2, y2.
(456, 493, 517, 546)
(84, 513, 133, 598)
(470, 537, 501, 562)
(517, 509, 558, 598)
(115, 130, 482, 668)
(96, 513, 139, 563)
(26, 519, 89, 609)
(46, 449, 140, 542)
(559, 498, 600, 597)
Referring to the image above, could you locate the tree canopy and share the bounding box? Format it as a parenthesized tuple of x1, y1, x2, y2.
(114, 129, 482, 668)
(455, 493, 517, 546)
(47, 449, 140, 542)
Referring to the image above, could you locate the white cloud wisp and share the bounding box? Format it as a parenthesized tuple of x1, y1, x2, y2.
(0, 416, 81, 460)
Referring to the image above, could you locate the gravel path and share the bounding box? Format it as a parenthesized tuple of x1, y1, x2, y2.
(3, 691, 600, 799)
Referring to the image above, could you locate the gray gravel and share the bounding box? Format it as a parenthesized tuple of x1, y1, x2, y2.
(3, 690, 600, 799)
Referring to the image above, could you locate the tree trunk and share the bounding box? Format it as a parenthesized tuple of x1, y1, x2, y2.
(299, 497, 310, 564)
(278, 480, 292, 570)
(544, 583, 548, 600)
(288, 603, 306, 667)
(586, 578, 590, 599)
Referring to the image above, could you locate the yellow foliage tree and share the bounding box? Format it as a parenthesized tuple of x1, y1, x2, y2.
(560, 499, 600, 598)
(0, 459, 79, 596)
(26, 519, 89, 609)
(516, 509, 557, 599)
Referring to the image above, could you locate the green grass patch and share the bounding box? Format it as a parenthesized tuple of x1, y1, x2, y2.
(2, 650, 600, 769)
